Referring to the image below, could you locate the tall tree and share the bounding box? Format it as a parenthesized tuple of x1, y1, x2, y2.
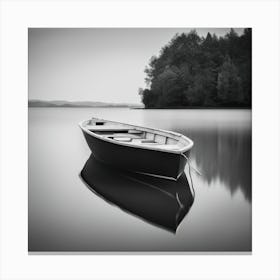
(217, 56, 243, 105)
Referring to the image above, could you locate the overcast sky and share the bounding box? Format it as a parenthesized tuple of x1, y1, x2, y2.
(29, 28, 244, 104)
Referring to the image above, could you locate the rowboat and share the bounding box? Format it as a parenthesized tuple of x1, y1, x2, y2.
(80, 154, 194, 233)
(79, 117, 194, 180)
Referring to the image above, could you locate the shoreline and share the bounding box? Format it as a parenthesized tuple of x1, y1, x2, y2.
(28, 106, 251, 109)
(131, 107, 251, 110)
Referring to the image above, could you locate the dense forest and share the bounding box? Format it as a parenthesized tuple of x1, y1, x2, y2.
(139, 28, 251, 108)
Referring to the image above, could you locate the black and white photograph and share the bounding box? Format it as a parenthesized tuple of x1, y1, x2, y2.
(28, 28, 252, 252)
(2, 0, 280, 279)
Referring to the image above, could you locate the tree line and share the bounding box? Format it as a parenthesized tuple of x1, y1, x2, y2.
(139, 28, 252, 108)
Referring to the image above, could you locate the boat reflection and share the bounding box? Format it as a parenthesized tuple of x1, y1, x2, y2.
(80, 154, 194, 233)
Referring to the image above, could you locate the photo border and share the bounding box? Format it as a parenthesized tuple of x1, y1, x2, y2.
(1, 0, 279, 279)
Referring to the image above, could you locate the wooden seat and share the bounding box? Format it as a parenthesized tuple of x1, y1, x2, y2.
(105, 133, 143, 139)
(113, 137, 132, 142)
(141, 139, 156, 143)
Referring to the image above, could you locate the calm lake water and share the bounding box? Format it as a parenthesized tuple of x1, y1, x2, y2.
(28, 108, 251, 252)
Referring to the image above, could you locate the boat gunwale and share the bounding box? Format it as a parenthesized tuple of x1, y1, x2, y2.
(79, 118, 194, 154)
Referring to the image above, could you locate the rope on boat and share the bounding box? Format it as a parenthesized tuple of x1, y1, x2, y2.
(188, 159, 195, 199)
(180, 153, 202, 176)
(180, 153, 203, 199)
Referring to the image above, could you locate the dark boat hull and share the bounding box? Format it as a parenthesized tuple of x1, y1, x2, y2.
(80, 154, 194, 232)
(82, 131, 190, 180)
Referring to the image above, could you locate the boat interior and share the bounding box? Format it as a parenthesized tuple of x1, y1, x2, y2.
(83, 118, 191, 151)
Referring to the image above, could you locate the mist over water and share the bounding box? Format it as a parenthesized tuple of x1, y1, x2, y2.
(29, 108, 251, 252)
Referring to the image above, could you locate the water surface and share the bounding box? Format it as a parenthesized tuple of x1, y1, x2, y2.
(29, 108, 251, 252)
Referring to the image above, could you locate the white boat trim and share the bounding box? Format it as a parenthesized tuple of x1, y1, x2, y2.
(79, 117, 194, 155)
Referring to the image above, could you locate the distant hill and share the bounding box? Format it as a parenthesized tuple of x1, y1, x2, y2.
(28, 100, 143, 108)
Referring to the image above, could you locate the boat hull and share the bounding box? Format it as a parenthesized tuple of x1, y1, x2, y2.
(82, 131, 190, 180)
